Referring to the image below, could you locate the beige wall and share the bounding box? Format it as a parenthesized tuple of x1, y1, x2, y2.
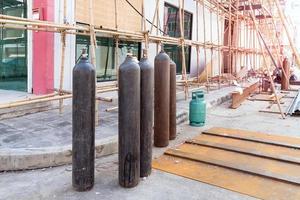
(75, 0, 142, 32)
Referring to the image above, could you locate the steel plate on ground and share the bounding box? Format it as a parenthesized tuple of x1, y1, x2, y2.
(153, 127, 300, 200)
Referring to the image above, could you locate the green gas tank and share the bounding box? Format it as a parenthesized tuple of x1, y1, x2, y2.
(189, 91, 206, 127)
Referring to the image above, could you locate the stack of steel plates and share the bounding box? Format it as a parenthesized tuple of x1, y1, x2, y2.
(286, 89, 300, 115)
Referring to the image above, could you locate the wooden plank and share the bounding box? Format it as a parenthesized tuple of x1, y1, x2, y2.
(230, 82, 259, 109)
(203, 127, 300, 149)
(248, 93, 285, 101)
(255, 15, 272, 20)
(165, 145, 300, 184)
(153, 155, 300, 200)
(186, 135, 300, 164)
(238, 5, 262, 11)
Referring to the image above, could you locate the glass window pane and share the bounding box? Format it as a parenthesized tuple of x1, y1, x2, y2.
(76, 35, 140, 82)
(163, 3, 192, 74)
(0, 0, 27, 91)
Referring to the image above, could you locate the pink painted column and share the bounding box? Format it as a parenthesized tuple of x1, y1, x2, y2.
(32, 0, 54, 94)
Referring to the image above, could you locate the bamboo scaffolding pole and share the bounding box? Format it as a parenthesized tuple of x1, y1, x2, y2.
(216, 0, 221, 89)
(96, 96, 113, 102)
(150, 0, 160, 34)
(228, 0, 232, 78)
(179, 0, 189, 99)
(142, 0, 146, 32)
(248, 1, 285, 119)
(88, 0, 99, 125)
(0, 14, 261, 55)
(274, 0, 300, 67)
(114, 0, 118, 30)
(0, 87, 118, 110)
(202, 0, 209, 92)
(196, 1, 200, 87)
(210, 5, 214, 79)
(115, 36, 119, 82)
(58, 0, 67, 114)
(258, 1, 290, 87)
(3, 93, 57, 105)
(234, 0, 239, 74)
(105, 107, 118, 112)
(156, 0, 160, 53)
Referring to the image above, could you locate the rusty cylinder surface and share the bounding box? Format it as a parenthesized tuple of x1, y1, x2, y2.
(118, 55, 141, 188)
(72, 55, 95, 191)
(281, 58, 290, 90)
(169, 60, 177, 140)
(154, 51, 170, 147)
(139, 56, 154, 177)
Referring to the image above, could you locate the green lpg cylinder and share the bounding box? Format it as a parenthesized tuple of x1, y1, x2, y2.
(189, 91, 206, 127)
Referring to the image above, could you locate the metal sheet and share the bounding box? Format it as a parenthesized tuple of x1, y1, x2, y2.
(153, 127, 300, 199)
(165, 146, 300, 184)
(186, 135, 300, 164)
(153, 155, 300, 200)
(203, 127, 300, 149)
(287, 89, 300, 116)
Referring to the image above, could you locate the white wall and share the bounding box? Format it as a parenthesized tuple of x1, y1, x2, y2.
(54, 0, 76, 91)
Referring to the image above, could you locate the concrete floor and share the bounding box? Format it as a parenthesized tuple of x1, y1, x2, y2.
(1, 88, 299, 200)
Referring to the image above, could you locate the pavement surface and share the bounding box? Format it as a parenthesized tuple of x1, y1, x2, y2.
(0, 86, 234, 149)
(0, 100, 118, 148)
(1, 85, 299, 200)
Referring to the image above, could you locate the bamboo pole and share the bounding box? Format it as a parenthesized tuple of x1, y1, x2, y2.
(259, 1, 290, 87)
(196, 1, 200, 87)
(179, 0, 188, 100)
(114, 0, 118, 30)
(202, 0, 208, 92)
(115, 36, 119, 82)
(228, 0, 232, 78)
(156, 0, 160, 53)
(210, 5, 214, 79)
(274, 0, 300, 67)
(88, 0, 99, 126)
(0, 14, 261, 55)
(150, 0, 160, 34)
(105, 107, 118, 112)
(0, 87, 118, 110)
(4, 93, 57, 104)
(248, 1, 285, 119)
(216, 0, 221, 89)
(58, 0, 67, 114)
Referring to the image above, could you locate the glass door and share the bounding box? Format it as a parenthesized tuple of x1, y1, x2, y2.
(0, 0, 27, 91)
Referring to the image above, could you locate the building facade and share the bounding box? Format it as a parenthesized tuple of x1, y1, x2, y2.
(0, 0, 260, 94)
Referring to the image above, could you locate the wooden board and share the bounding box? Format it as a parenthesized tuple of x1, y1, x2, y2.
(153, 127, 300, 199)
(230, 82, 259, 109)
(75, 0, 142, 32)
(248, 93, 285, 102)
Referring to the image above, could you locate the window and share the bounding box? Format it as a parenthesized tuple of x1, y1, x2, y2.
(0, 0, 27, 91)
(163, 3, 192, 74)
(76, 36, 140, 82)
